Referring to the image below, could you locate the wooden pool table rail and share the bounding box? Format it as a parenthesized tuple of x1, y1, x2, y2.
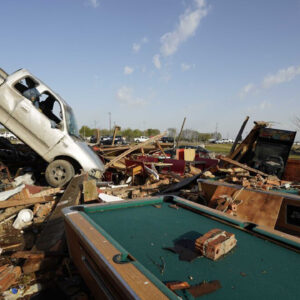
(64, 211, 175, 300)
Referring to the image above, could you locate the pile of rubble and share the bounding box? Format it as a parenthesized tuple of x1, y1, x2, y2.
(0, 171, 93, 298)
(0, 120, 298, 298)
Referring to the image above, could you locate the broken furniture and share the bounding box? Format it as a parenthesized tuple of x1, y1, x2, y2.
(63, 196, 300, 300)
(198, 179, 300, 237)
(227, 121, 296, 179)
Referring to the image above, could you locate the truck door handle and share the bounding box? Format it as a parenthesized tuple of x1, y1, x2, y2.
(21, 103, 31, 112)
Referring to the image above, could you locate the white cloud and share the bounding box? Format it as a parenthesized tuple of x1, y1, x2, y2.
(262, 65, 300, 88)
(160, 74, 171, 82)
(153, 54, 161, 69)
(116, 86, 146, 106)
(160, 0, 209, 57)
(259, 100, 271, 110)
(181, 63, 195, 71)
(132, 37, 149, 53)
(87, 0, 99, 8)
(239, 64, 300, 98)
(124, 66, 134, 75)
(246, 100, 272, 113)
(132, 43, 141, 53)
(239, 83, 256, 98)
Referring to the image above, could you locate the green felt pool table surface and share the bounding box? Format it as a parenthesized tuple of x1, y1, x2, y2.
(80, 197, 300, 299)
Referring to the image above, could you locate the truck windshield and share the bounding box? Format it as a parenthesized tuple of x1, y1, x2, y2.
(65, 106, 80, 137)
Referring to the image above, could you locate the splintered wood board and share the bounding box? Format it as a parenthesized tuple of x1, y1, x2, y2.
(83, 180, 98, 202)
(210, 185, 283, 228)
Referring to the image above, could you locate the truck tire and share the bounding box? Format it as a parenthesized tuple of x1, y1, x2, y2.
(45, 159, 75, 187)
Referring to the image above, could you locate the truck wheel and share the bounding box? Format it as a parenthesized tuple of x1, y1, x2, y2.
(45, 160, 75, 187)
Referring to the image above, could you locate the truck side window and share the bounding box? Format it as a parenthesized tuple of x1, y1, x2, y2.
(39, 92, 63, 128)
(14, 77, 40, 108)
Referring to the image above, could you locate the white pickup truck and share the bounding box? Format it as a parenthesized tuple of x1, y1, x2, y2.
(0, 68, 105, 186)
(134, 136, 149, 143)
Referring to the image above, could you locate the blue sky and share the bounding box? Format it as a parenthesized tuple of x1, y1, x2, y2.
(2, 0, 300, 138)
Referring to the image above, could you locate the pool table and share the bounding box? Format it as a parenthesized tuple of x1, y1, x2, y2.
(63, 196, 300, 300)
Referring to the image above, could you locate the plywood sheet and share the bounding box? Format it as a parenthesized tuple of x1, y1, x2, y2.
(209, 185, 283, 228)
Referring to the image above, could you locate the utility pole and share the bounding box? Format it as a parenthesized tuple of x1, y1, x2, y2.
(215, 123, 219, 139)
(176, 117, 186, 146)
(108, 112, 111, 132)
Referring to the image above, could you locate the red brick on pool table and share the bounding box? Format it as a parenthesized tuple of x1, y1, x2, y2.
(195, 228, 237, 260)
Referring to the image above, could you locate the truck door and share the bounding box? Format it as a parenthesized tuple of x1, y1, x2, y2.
(8, 96, 64, 156)
(7, 78, 65, 157)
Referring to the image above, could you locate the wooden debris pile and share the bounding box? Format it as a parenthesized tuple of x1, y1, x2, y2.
(199, 156, 297, 192)
(0, 173, 92, 298)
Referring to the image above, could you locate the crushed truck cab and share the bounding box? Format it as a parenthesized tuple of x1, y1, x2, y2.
(0, 68, 104, 187)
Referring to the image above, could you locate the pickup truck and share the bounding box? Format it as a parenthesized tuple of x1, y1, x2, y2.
(0, 68, 105, 187)
(134, 136, 149, 143)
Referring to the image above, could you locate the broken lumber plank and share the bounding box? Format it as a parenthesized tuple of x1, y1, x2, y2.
(228, 121, 268, 162)
(0, 205, 30, 222)
(220, 156, 268, 177)
(104, 132, 166, 170)
(34, 174, 85, 250)
(9, 188, 31, 200)
(12, 251, 45, 259)
(11, 251, 63, 259)
(0, 196, 53, 209)
(30, 187, 62, 198)
(83, 180, 98, 202)
(230, 116, 249, 155)
(156, 141, 167, 158)
(22, 174, 85, 274)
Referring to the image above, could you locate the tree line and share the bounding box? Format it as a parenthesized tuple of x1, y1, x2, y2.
(79, 126, 221, 142)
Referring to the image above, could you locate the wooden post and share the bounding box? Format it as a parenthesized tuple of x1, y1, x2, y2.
(229, 116, 249, 155)
(112, 126, 121, 146)
(176, 117, 186, 146)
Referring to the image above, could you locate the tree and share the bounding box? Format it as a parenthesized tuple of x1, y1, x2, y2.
(167, 128, 177, 138)
(215, 132, 222, 140)
(79, 126, 94, 137)
(145, 128, 160, 137)
(293, 116, 300, 130)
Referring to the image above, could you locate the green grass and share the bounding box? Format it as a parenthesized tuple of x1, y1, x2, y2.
(205, 143, 300, 159)
(205, 143, 232, 154)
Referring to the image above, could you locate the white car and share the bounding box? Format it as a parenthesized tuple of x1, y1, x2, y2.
(0, 131, 17, 140)
(134, 136, 149, 143)
(0, 68, 104, 187)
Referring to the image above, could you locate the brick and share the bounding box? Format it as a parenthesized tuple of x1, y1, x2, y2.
(35, 202, 54, 218)
(195, 229, 237, 261)
(0, 265, 22, 292)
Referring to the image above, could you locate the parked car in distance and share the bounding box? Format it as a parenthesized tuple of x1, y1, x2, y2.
(0, 131, 17, 140)
(160, 136, 174, 143)
(215, 139, 233, 144)
(101, 136, 127, 145)
(0, 68, 105, 187)
(134, 136, 149, 143)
